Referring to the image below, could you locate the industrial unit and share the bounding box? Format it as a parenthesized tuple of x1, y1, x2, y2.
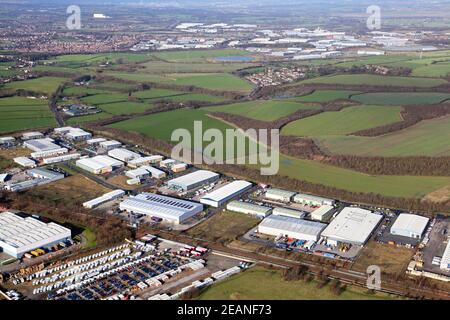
(13, 157, 36, 168)
(65, 128, 92, 141)
(108, 148, 141, 162)
(167, 170, 219, 191)
(126, 168, 150, 180)
(141, 166, 166, 179)
(440, 242, 450, 271)
(272, 207, 306, 219)
(390, 214, 430, 239)
(22, 132, 44, 140)
(265, 188, 297, 202)
(86, 138, 107, 146)
(24, 138, 60, 153)
(258, 215, 326, 241)
(310, 205, 335, 222)
(119, 193, 204, 224)
(83, 190, 126, 209)
(42, 153, 81, 165)
(99, 140, 122, 151)
(128, 156, 164, 168)
(76, 156, 124, 174)
(226, 201, 272, 218)
(0, 137, 15, 146)
(0, 212, 71, 258)
(293, 193, 335, 206)
(321, 207, 383, 246)
(200, 180, 253, 207)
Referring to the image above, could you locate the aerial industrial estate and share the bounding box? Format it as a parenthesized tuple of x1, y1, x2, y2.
(0, 0, 449, 304)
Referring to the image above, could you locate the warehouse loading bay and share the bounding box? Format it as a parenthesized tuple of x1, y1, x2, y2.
(2, 237, 245, 300)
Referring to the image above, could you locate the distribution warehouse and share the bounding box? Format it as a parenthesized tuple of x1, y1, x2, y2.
(294, 193, 335, 206)
(272, 207, 306, 219)
(83, 190, 126, 209)
(0, 212, 71, 258)
(390, 213, 429, 239)
(108, 148, 141, 162)
(265, 188, 297, 203)
(320, 207, 383, 246)
(200, 180, 253, 207)
(167, 170, 219, 191)
(76, 156, 124, 174)
(258, 215, 327, 241)
(119, 193, 204, 224)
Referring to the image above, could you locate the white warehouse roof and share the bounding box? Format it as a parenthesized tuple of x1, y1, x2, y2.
(24, 138, 60, 152)
(108, 148, 141, 162)
(83, 190, 125, 209)
(168, 170, 219, 191)
(119, 193, 204, 224)
(440, 241, 450, 271)
(390, 214, 429, 238)
(0, 212, 71, 258)
(258, 215, 326, 241)
(200, 180, 252, 207)
(76, 156, 123, 171)
(321, 207, 383, 245)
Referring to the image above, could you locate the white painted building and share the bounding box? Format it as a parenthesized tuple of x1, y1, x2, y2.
(108, 148, 141, 162)
(168, 170, 219, 191)
(390, 214, 429, 239)
(258, 215, 326, 241)
(200, 180, 253, 207)
(76, 156, 124, 174)
(265, 188, 297, 203)
(14, 157, 37, 168)
(83, 190, 125, 209)
(310, 205, 335, 222)
(226, 201, 272, 218)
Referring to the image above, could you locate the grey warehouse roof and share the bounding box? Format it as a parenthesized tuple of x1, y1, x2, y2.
(259, 215, 326, 238)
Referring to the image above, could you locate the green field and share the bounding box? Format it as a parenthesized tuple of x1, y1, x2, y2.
(301, 74, 447, 87)
(351, 92, 450, 105)
(4, 77, 69, 95)
(205, 100, 320, 121)
(316, 115, 450, 157)
(282, 105, 402, 136)
(140, 60, 254, 73)
(153, 49, 251, 62)
(0, 96, 56, 133)
(198, 267, 400, 300)
(66, 112, 113, 125)
(289, 90, 360, 103)
(109, 72, 254, 92)
(133, 89, 226, 103)
(276, 155, 450, 198)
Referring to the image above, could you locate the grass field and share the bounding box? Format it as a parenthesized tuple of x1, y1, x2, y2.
(351, 92, 450, 105)
(140, 60, 254, 74)
(282, 105, 402, 136)
(4, 77, 69, 95)
(66, 112, 113, 125)
(352, 241, 414, 277)
(133, 89, 226, 103)
(316, 115, 450, 157)
(109, 72, 254, 92)
(205, 100, 320, 121)
(301, 74, 447, 88)
(289, 90, 360, 103)
(275, 155, 450, 198)
(198, 267, 400, 300)
(0, 96, 56, 133)
(81, 227, 97, 250)
(153, 49, 250, 62)
(186, 211, 260, 244)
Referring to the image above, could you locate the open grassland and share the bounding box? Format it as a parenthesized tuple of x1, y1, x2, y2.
(30, 173, 111, 206)
(186, 211, 260, 244)
(205, 100, 320, 121)
(44, 52, 154, 68)
(153, 49, 250, 62)
(96, 101, 154, 115)
(275, 155, 450, 198)
(289, 90, 360, 103)
(351, 92, 450, 105)
(301, 74, 447, 87)
(133, 88, 226, 103)
(3, 76, 69, 95)
(66, 112, 113, 125)
(0, 96, 56, 133)
(108, 108, 232, 142)
(282, 105, 402, 136)
(63, 86, 111, 96)
(109, 71, 254, 92)
(198, 267, 400, 300)
(352, 242, 414, 277)
(140, 60, 254, 73)
(316, 115, 450, 157)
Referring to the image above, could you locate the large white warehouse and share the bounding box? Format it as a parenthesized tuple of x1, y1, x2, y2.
(310, 205, 335, 222)
(119, 193, 204, 224)
(258, 215, 326, 241)
(168, 170, 220, 191)
(321, 207, 383, 246)
(440, 242, 450, 271)
(76, 156, 124, 174)
(0, 212, 71, 258)
(390, 214, 429, 239)
(200, 180, 252, 207)
(108, 148, 141, 162)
